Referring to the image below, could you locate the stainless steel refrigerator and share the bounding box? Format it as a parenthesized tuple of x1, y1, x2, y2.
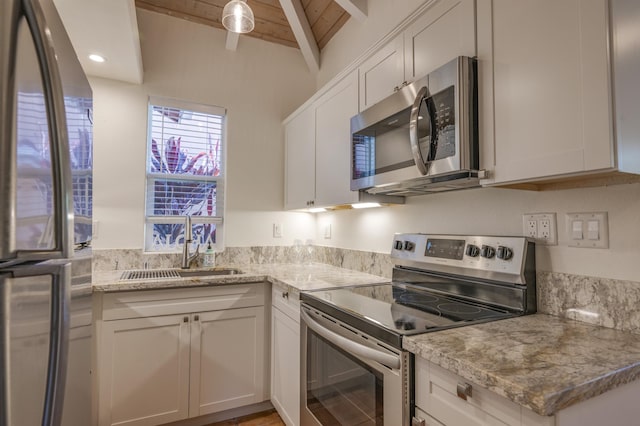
(0, 0, 93, 425)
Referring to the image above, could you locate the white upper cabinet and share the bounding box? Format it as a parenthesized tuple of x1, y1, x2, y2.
(315, 71, 360, 207)
(284, 106, 315, 210)
(478, 0, 614, 185)
(358, 0, 476, 111)
(358, 35, 405, 111)
(284, 70, 360, 210)
(404, 0, 476, 82)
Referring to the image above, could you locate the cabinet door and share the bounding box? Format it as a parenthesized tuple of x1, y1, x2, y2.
(479, 0, 613, 184)
(404, 0, 476, 82)
(314, 71, 360, 207)
(98, 315, 191, 426)
(271, 306, 300, 426)
(358, 35, 405, 111)
(285, 106, 316, 210)
(189, 307, 267, 416)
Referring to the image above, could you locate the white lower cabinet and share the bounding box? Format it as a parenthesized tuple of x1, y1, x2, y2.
(270, 286, 300, 426)
(414, 357, 553, 426)
(415, 356, 640, 426)
(96, 284, 267, 426)
(189, 306, 266, 416)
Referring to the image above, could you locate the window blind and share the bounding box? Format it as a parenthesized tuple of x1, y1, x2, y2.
(144, 99, 225, 252)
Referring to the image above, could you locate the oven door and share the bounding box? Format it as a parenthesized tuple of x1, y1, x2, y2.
(300, 305, 411, 426)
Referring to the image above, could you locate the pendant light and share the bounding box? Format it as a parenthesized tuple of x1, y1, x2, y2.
(222, 0, 255, 34)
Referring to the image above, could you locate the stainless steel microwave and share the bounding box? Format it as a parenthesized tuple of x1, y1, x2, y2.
(350, 56, 483, 196)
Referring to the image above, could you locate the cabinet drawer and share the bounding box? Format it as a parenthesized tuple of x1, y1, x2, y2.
(415, 357, 519, 426)
(102, 283, 266, 320)
(272, 285, 300, 322)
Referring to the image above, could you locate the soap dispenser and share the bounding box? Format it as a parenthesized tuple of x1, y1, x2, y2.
(203, 243, 215, 268)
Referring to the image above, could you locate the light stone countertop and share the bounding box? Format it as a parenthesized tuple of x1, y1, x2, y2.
(92, 262, 390, 294)
(93, 264, 640, 418)
(403, 314, 640, 417)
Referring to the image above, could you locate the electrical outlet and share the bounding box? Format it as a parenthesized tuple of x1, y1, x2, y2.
(324, 224, 332, 239)
(523, 213, 557, 245)
(539, 219, 551, 239)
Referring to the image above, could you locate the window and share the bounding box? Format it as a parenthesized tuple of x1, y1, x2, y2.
(144, 97, 225, 252)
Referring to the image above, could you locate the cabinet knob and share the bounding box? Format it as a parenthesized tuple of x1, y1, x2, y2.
(411, 417, 426, 426)
(183, 316, 189, 323)
(282, 291, 289, 299)
(194, 315, 199, 321)
(456, 382, 473, 400)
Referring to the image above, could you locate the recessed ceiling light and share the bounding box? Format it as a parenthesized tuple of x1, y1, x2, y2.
(88, 54, 106, 63)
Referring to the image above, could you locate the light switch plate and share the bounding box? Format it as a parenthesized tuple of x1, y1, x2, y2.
(565, 212, 609, 248)
(273, 223, 282, 238)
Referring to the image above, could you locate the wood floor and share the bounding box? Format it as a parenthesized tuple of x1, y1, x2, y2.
(206, 409, 285, 426)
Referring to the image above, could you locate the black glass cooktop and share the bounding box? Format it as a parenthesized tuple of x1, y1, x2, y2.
(301, 282, 516, 348)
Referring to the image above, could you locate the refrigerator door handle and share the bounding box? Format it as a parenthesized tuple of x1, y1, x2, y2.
(20, 0, 74, 260)
(41, 262, 70, 426)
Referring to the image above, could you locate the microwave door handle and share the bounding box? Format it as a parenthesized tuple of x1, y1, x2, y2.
(409, 86, 433, 176)
(22, 0, 74, 260)
(301, 308, 401, 370)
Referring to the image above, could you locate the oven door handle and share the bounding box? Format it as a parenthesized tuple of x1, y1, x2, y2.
(301, 308, 401, 370)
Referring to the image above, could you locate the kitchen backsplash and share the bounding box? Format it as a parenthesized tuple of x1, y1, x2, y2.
(93, 246, 640, 335)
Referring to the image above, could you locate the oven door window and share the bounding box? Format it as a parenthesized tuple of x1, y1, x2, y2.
(306, 330, 384, 425)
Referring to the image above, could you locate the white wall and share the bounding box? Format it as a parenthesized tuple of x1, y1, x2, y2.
(91, 9, 316, 249)
(315, 183, 640, 281)
(313, 1, 640, 282)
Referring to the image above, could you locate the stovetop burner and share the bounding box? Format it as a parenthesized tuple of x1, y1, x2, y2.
(300, 234, 536, 349)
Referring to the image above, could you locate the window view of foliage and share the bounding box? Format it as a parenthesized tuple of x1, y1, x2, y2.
(146, 105, 223, 251)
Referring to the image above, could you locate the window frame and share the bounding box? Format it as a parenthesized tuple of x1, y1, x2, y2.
(143, 96, 226, 253)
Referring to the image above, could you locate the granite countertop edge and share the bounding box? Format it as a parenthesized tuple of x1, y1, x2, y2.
(403, 315, 640, 417)
(91, 262, 390, 293)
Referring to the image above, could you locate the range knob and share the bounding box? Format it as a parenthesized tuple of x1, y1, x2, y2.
(496, 246, 513, 260)
(403, 241, 415, 251)
(481, 245, 496, 259)
(465, 244, 480, 257)
(394, 240, 404, 251)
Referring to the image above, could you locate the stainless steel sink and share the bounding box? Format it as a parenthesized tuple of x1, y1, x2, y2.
(176, 268, 243, 277)
(119, 268, 243, 281)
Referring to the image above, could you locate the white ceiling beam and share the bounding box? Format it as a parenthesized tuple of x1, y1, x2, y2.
(278, 0, 320, 73)
(225, 31, 239, 51)
(334, 0, 368, 22)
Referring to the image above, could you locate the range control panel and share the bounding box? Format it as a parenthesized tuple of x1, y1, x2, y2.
(391, 234, 533, 279)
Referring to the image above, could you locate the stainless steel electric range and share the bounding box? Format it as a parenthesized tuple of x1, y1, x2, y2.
(300, 234, 536, 426)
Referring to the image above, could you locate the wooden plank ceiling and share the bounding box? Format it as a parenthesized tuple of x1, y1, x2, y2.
(135, 0, 351, 50)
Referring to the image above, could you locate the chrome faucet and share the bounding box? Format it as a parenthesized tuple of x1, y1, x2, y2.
(181, 216, 200, 269)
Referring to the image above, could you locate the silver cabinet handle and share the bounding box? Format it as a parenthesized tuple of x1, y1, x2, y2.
(282, 291, 289, 299)
(183, 316, 189, 323)
(194, 314, 199, 321)
(22, 0, 73, 260)
(457, 382, 473, 400)
(409, 86, 433, 176)
(301, 308, 400, 369)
